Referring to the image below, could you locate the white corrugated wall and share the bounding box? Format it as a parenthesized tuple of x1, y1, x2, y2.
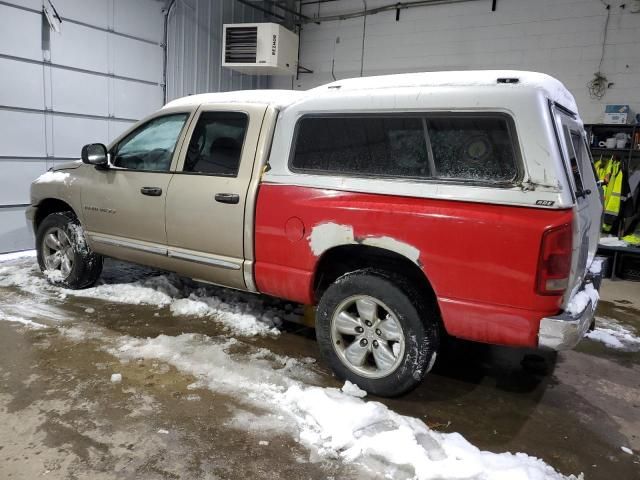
(165, 0, 269, 101)
(295, 0, 640, 123)
(0, 0, 166, 253)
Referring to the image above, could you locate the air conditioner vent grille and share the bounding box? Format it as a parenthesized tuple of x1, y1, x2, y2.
(225, 26, 258, 63)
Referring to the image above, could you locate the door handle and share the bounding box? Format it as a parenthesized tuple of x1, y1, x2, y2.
(215, 193, 240, 204)
(140, 187, 162, 196)
(576, 188, 592, 199)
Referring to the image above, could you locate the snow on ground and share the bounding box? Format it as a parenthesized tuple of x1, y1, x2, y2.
(0, 313, 45, 329)
(0, 255, 584, 479)
(586, 317, 640, 352)
(71, 275, 283, 336)
(105, 331, 580, 480)
(0, 257, 282, 336)
(0, 250, 36, 262)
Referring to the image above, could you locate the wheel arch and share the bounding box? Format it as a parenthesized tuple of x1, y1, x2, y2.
(312, 244, 442, 325)
(33, 198, 77, 233)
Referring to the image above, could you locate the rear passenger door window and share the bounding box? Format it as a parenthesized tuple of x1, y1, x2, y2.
(183, 112, 248, 176)
(291, 114, 519, 184)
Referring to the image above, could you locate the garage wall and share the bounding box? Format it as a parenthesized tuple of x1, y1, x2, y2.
(166, 0, 268, 101)
(0, 0, 165, 253)
(291, 0, 640, 123)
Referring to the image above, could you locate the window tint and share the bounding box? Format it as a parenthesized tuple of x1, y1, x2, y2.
(291, 114, 518, 183)
(183, 112, 248, 176)
(426, 117, 517, 181)
(292, 117, 430, 178)
(112, 114, 188, 171)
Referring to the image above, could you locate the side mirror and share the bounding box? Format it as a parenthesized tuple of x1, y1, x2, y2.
(81, 143, 108, 166)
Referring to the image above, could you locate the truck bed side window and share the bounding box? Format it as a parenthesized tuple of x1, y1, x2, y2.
(291, 114, 519, 183)
(183, 112, 248, 176)
(293, 117, 430, 178)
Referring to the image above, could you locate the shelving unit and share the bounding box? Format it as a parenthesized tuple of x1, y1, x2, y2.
(585, 123, 640, 280)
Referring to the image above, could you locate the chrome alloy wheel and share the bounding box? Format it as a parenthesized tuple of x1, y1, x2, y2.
(330, 295, 405, 379)
(41, 227, 74, 279)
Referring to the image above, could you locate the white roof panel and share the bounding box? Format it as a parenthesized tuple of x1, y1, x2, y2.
(163, 71, 577, 113)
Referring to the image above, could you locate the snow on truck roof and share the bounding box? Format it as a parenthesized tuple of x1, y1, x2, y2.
(163, 70, 577, 113)
(163, 89, 305, 110)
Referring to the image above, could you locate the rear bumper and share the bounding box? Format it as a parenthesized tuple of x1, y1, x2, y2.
(538, 256, 607, 351)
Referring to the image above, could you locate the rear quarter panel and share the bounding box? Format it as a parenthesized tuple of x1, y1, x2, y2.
(254, 185, 573, 347)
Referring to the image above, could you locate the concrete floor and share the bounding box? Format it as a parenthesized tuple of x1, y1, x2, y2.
(0, 258, 639, 479)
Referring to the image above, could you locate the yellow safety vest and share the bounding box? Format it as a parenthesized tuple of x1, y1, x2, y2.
(594, 156, 623, 233)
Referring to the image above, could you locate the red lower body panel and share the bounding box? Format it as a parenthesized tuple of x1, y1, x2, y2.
(254, 263, 313, 305)
(254, 184, 573, 348)
(438, 297, 546, 347)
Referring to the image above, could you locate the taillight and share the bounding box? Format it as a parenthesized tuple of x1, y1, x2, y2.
(536, 223, 572, 295)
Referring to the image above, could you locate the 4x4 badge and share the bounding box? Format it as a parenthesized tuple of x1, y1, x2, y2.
(535, 200, 555, 206)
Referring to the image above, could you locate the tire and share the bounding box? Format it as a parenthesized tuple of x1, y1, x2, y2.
(316, 268, 439, 397)
(36, 211, 103, 289)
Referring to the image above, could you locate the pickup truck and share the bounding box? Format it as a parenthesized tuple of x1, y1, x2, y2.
(28, 70, 604, 396)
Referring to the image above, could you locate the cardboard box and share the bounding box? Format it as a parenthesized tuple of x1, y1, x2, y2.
(604, 104, 632, 124)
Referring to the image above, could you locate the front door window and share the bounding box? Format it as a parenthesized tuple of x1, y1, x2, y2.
(111, 114, 189, 171)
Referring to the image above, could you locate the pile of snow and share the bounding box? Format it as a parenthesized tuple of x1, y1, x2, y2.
(72, 275, 283, 336)
(72, 279, 176, 307)
(284, 385, 577, 480)
(0, 257, 284, 336)
(0, 250, 36, 262)
(341, 380, 367, 398)
(107, 332, 580, 480)
(0, 259, 56, 297)
(586, 317, 640, 351)
(566, 284, 599, 316)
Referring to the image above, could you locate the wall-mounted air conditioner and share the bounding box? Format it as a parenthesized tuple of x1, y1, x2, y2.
(222, 23, 298, 76)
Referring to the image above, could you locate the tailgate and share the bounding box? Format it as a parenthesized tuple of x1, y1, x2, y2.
(551, 106, 603, 306)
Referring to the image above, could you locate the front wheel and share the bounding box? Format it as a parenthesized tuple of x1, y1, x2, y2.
(316, 269, 439, 397)
(36, 211, 103, 289)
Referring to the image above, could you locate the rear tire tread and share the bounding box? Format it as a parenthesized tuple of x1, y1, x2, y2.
(316, 268, 439, 397)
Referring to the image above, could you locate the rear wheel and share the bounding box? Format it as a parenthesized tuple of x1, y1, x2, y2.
(316, 269, 439, 397)
(36, 212, 103, 289)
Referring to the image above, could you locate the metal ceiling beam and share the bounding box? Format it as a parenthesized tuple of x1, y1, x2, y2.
(301, 0, 480, 23)
(235, 0, 286, 21)
(236, 0, 315, 25)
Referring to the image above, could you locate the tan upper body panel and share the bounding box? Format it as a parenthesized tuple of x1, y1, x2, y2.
(30, 101, 277, 292)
